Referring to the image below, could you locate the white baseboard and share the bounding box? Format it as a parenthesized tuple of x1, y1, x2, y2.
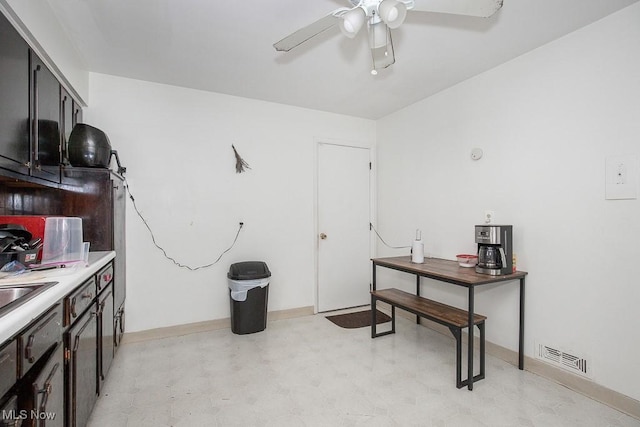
(121, 305, 314, 344)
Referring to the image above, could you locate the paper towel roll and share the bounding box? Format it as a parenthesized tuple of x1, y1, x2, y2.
(411, 240, 424, 263)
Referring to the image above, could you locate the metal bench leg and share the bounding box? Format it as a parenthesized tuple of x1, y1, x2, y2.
(478, 321, 485, 380)
(371, 297, 395, 338)
(371, 294, 377, 338)
(449, 327, 463, 388)
(391, 305, 396, 334)
(452, 324, 486, 389)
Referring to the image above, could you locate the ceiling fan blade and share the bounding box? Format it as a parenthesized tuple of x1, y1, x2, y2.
(410, 0, 503, 18)
(273, 13, 342, 52)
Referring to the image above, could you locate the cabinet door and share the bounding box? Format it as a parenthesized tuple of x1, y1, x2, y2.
(0, 12, 30, 175)
(29, 344, 64, 427)
(97, 284, 114, 394)
(60, 87, 74, 165)
(60, 88, 83, 167)
(113, 176, 126, 310)
(66, 306, 97, 427)
(0, 395, 19, 426)
(114, 305, 125, 351)
(30, 52, 61, 182)
(72, 100, 83, 127)
(0, 339, 17, 399)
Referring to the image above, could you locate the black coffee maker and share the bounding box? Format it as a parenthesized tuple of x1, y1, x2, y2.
(475, 225, 513, 276)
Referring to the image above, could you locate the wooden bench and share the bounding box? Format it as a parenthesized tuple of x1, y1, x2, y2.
(371, 288, 487, 389)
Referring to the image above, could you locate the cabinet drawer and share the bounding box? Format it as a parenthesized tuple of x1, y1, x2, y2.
(64, 278, 96, 326)
(19, 303, 62, 377)
(96, 263, 113, 294)
(0, 340, 17, 399)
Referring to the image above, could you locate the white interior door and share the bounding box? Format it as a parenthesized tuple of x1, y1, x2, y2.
(317, 142, 371, 312)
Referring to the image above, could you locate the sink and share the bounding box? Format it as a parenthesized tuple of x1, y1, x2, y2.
(0, 282, 58, 318)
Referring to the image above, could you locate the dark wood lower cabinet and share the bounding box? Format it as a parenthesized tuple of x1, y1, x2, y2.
(1, 262, 121, 427)
(0, 164, 125, 427)
(19, 343, 65, 427)
(0, 395, 19, 427)
(65, 307, 97, 427)
(97, 285, 114, 394)
(114, 304, 125, 350)
(31, 345, 64, 427)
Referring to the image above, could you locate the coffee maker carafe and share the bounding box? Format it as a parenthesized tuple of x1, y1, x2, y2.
(475, 225, 513, 275)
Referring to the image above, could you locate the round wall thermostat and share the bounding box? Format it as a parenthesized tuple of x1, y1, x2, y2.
(471, 148, 483, 160)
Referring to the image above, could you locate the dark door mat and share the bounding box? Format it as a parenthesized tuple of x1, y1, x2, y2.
(326, 309, 391, 329)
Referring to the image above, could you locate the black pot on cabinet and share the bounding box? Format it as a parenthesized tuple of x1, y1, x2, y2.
(67, 123, 112, 168)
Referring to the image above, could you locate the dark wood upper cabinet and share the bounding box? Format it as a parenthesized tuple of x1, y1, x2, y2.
(0, 12, 31, 175)
(60, 87, 84, 166)
(73, 99, 83, 127)
(61, 87, 74, 164)
(1, 12, 85, 188)
(30, 51, 62, 183)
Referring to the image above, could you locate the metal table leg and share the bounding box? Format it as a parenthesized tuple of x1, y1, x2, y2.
(467, 286, 475, 390)
(519, 277, 526, 370)
(416, 275, 421, 324)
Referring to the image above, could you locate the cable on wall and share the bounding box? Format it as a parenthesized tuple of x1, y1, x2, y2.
(370, 223, 411, 249)
(123, 177, 243, 270)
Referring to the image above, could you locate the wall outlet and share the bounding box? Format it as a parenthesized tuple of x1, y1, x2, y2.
(606, 155, 638, 200)
(484, 210, 495, 224)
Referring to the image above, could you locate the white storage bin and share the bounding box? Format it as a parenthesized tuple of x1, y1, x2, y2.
(41, 217, 84, 263)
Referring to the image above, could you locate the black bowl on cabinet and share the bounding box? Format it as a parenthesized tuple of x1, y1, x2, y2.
(68, 123, 112, 168)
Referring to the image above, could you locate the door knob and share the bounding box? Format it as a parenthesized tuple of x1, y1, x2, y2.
(320, 233, 327, 240)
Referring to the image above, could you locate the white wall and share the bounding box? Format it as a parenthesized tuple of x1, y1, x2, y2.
(376, 3, 640, 401)
(85, 73, 375, 333)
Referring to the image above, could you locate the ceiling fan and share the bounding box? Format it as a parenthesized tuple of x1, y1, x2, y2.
(273, 0, 504, 75)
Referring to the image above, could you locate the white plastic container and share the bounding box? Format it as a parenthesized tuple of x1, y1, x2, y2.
(41, 217, 84, 263)
(411, 229, 424, 264)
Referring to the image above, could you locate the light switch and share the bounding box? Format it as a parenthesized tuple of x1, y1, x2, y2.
(606, 155, 638, 200)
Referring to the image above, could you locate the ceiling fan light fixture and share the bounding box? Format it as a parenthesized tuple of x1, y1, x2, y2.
(378, 0, 407, 29)
(369, 22, 395, 74)
(339, 7, 366, 38)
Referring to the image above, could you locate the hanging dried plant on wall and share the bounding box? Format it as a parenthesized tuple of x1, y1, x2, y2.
(232, 144, 251, 173)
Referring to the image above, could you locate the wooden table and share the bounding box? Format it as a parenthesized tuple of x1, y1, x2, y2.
(372, 256, 528, 390)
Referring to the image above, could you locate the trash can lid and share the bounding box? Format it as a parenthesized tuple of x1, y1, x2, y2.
(227, 261, 271, 280)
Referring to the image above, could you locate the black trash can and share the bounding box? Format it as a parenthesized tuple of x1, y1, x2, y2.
(227, 261, 271, 334)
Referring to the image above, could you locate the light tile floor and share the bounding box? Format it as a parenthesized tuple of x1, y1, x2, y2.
(88, 313, 640, 427)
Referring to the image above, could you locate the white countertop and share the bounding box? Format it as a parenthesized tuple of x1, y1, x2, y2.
(0, 251, 115, 343)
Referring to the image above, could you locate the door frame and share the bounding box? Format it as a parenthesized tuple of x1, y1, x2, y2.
(313, 138, 376, 314)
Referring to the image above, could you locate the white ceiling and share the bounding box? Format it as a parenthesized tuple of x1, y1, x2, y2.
(46, 0, 638, 119)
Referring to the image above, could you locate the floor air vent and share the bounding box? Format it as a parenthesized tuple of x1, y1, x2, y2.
(536, 343, 591, 378)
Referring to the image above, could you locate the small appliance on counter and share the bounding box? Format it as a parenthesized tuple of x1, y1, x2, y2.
(475, 225, 513, 276)
(411, 229, 424, 263)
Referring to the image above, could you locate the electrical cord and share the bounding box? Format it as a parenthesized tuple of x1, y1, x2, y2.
(370, 223, 411, 249)
(123, 177, 243, 270)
